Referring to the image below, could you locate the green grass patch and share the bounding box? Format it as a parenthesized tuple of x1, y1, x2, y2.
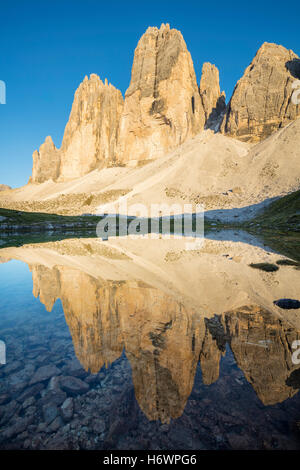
(252, 190, 300, 230)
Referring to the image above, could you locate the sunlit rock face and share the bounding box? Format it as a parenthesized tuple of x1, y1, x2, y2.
(31, 75, 124, 183)
(58, 75, 124, 180)
(31, 136, 61, 183)
(221, 43, 300, 142)
(31, 23, 207, 182)
(117, 23, 205, 165)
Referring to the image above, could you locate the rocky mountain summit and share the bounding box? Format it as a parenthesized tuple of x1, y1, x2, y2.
(199, 62, 226, 129)
(117, 23, 206, 165)
(2, 24, 299, 217)
(31, 24, 225, 182)
(30, 28, 300, 185)
(221, 42, 300, 142)
(31, 76, 123, 183)
(58, 75, 123, 180)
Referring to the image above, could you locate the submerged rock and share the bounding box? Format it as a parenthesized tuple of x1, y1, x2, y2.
(60, 376, 90, 396)
(60, 397, 74, 422)
(43, 402, 59, 424)
(273, 299, 300, 309)
(29, 364, 60, 385)
(249, 263, 279, 272)
(286, 368, 300, 388)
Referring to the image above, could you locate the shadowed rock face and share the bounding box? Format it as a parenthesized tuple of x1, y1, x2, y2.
(31, 75, 124, 183)
(28, 259, 300, 423)
(221, 42, 300, 142)
(200, 316, 225, 385)
(199, 62, 226, 130)
(117, 23, 205, 164)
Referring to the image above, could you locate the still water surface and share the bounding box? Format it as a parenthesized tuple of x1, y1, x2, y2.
(0, 232, 300, 449)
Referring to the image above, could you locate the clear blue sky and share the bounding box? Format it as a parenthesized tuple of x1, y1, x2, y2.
(1, 0, 299, 188)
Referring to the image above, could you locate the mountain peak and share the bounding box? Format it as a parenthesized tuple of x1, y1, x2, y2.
(221, 41, 300, 141)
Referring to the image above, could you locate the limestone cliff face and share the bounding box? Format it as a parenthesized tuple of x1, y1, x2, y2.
(199, 62, 226, 129)
(221, 42, 300, 142)
(58, 75, 124, 180)
(31, 136, 60, 183)
(31, 75, 123, 183)
(29, 36, 300, 183)
(117, 23, 205, 165)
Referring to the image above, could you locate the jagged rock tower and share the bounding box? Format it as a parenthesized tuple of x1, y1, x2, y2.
(31, 24, 228, 182)
(31, 75, 123, 183)
(221, 42, 300, 142)
(117, 23, 206, 165)
(199, 62, 226, 129)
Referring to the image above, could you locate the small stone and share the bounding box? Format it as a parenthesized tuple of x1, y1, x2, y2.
(39, 389, 67, 406)
(29, 364, 60, 385)
(43, 403, 59, 424)
(85, 375, 99, 385)
(92, 418, 105, 434)
(48, 376, 61, 391)
(37, 422, 48, 433)
(2, 416, 33, 439)
(63, 359, 87, 378)
(23, 439, 31, 449)
(3, 360, 23, 375)
(22, 396, 35, 409)
(49, 416, 63, 432)
(16, 383, 44, 403)
(0, 400, 20, 425)
(0, 393, 10, 405)
(8, 364, 35, 393)
(61, 397, 74, 422)
(60, 376, 89, 396)
(25, 406, 37, 416)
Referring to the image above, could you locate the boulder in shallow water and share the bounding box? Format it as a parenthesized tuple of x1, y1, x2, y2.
(273, 298, 300, 309)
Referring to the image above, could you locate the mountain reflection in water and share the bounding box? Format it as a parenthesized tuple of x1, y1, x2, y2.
(1, 233, 300, 449)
